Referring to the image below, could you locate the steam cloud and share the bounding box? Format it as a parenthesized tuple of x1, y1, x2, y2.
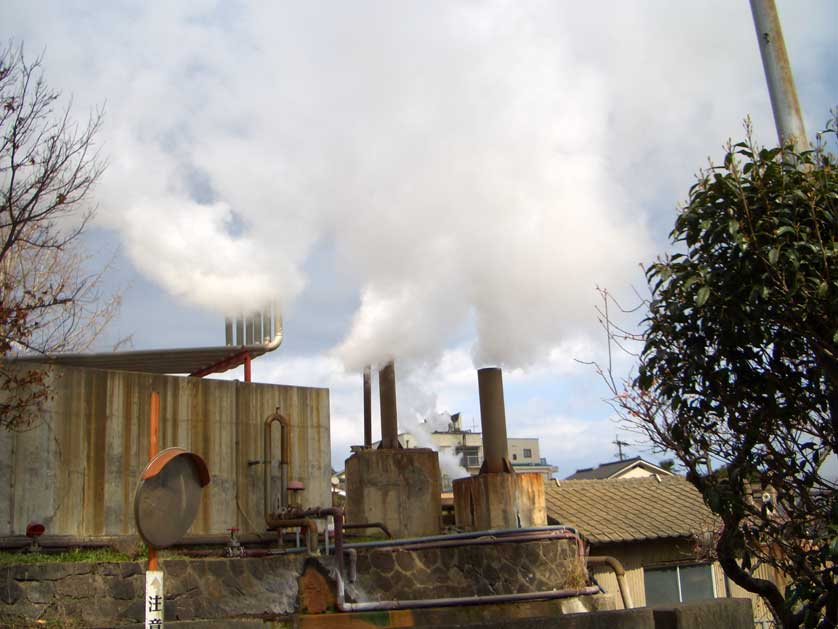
(8, 2, 833, 371)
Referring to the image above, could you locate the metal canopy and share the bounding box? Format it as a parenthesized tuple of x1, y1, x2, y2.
(8, 343, 271, 377)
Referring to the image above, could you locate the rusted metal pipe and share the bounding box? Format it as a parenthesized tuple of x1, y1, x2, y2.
(334, 568, 599, 612)
(265, 517, 318, 554)
(378, 362, 400, 449)
(587, 555, 633, 609)
(394, 530, 576, 552)
(345, 525, 586, 579)
(343, 522, 392, 539)
(346, 525, 582, 550)
(749, 0, 808, 150)
(363, 366, 372, 448)
(477, 367, 512, 473)
(264, 410, 290, 520)
(289, 507, 345, 577)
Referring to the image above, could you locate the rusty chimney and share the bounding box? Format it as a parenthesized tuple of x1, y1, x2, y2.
(378, 361, 401, 449)
(477, 367, 513, 473)
(363, 366, 372, 448)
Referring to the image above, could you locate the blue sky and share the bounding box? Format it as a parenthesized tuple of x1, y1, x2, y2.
(5, 1, 837, 477)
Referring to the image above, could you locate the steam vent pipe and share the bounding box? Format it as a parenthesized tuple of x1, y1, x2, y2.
(378, 361, 400, 449)
(478, 367, 513, 473)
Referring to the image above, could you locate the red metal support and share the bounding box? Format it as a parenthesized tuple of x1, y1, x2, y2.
(189, 349, 250, 378)
(244, 354, 252, 383)
(148, 391, 160, 571)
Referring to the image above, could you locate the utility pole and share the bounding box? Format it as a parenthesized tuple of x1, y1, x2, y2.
(749, 0, 807, 150)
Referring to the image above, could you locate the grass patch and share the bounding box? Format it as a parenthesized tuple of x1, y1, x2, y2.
(0, 547, 198, 566)
(0, 547, 132, 565)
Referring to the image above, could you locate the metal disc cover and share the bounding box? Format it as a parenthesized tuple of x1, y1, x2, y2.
(134, 448, 206, 549)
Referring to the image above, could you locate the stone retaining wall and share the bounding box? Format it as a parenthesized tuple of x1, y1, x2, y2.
(1, 555, 306, 626)
(1, 537, 586, 625)
(349, 538, 583, 602)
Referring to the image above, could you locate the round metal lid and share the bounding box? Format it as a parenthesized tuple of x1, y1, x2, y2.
(133, 448, 209, 549)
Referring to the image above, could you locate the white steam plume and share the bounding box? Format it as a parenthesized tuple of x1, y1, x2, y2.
(9, 2, 835, 368)
(395, 380, 469, 482)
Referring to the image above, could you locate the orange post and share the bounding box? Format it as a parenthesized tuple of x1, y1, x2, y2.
(244, 354, 252, 382)
(148, 391, 160, 571)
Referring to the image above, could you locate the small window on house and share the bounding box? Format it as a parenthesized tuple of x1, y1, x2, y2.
(457, 446, 480, 468)
(523, 448, 532, 458)
(644, 563, 715, 606)
(512, 454, 518, 460)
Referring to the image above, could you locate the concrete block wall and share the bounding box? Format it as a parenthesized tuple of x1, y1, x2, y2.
(345, 448, 441, 538)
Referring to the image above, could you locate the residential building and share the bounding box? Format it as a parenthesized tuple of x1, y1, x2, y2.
(566, 456, 674, 481)
(545, 476, 779, 627)
(371, 413, 558, 490)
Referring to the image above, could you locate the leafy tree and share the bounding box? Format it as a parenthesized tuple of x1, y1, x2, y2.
(595, 119, 836, 628)
(658, 458, 677, 473)
(1, 44, 117, 430)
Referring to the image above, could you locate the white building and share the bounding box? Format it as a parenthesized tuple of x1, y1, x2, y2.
(374, 413, 558, 490)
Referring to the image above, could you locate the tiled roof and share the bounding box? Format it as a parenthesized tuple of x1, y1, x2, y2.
(544, 476, 717, 544)
(565, 456, 676, 480)
(566, 456, 642, 479)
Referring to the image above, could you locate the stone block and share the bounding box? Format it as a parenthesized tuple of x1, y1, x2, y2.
(55, 574, 94, 598)
(651, 598, 753, 629)
(0, 571, 23, 605)
(298, 563, 335, 614)
(22, 579, 55, 604)
(106, 575, 135, 600)
(345, 448, 441, 539)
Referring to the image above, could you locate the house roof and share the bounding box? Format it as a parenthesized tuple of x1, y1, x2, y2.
(565, 456, 672, 480)
(544, 476, 716, 545)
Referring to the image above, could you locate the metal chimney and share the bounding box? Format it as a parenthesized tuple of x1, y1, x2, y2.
(378, 361, 401, 449)
(477, 367, 513, 473)
(363, 366, 372, 448)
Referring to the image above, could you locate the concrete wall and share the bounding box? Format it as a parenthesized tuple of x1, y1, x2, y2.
(0, 364, 330, 537)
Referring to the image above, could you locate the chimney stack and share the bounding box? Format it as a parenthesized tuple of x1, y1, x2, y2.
(378, 361, 401, 449)
(477, 367, 513, 473)
(363, 366, 372, 448)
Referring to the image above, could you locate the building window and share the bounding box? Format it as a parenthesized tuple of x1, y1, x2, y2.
(644, 564, 715, 606)
(457, 446, 480, 468)
(523, 448, 532, 458)
(512, 454, 518, 461)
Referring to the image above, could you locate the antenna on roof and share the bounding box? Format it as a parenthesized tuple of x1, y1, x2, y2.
(613, 434, 630, 461)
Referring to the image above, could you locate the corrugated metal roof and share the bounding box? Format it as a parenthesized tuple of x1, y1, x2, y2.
(544, 476, 718, 544)
(8, 344, 272, 376)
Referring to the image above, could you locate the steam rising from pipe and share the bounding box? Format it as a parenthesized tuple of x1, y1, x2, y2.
(37, 2, 813, 368)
